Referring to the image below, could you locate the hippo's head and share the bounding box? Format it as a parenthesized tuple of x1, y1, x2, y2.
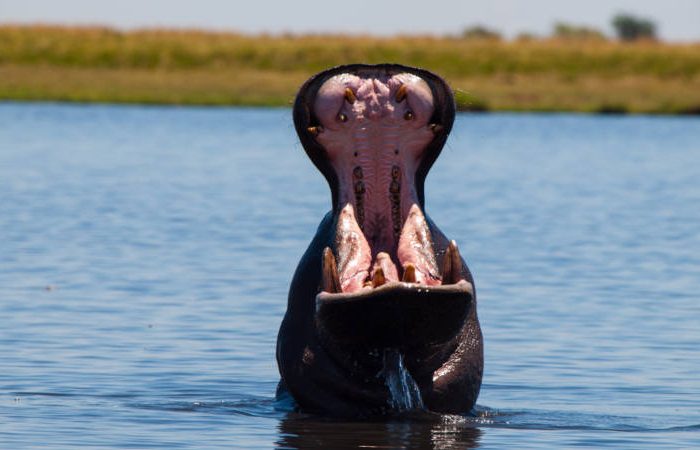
(293, 64, 473, 349)
(278, 64, 482, 417)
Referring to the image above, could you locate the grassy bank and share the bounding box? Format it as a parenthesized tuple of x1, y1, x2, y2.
(1, 25, 700, 113)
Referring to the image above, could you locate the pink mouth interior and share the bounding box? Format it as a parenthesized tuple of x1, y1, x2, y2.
(313, 72, 445, 294)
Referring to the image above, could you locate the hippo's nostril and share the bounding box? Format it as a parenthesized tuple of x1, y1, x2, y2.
(395, 84, 407, 102)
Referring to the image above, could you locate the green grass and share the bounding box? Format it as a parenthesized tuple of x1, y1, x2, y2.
(1, 25, 700, 113)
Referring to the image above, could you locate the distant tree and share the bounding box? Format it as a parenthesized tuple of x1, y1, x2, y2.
(552, 22, 607, 41)
(461, 25, 502, 41)
(612, 13, 657, 41)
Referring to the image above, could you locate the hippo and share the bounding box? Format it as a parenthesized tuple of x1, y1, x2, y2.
(276, 64, 483, 417)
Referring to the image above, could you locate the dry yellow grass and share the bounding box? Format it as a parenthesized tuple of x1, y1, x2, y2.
(0, 65, 307, 106)
(1, 25, 699, 113)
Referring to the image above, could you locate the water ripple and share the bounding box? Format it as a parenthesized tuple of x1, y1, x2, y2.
(2, 105, 699, 449)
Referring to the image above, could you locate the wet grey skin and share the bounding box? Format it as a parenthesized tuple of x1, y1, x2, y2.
(276, 64, 483, 417)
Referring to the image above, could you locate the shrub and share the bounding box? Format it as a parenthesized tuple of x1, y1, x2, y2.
(461, 25, 502, 41)
(612, 14, 657, 41)
(553, 22, 607, 41)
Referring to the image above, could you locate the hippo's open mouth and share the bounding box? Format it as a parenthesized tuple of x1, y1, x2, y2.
(293, 66, 473, 344)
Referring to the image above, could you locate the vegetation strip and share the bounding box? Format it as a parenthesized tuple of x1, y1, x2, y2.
(1, 25, 699, 113)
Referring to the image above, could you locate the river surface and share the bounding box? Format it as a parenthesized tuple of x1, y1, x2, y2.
(1, 103, 699, 449)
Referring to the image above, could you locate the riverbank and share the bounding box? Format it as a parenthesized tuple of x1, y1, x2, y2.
(1, 25, 699, 113)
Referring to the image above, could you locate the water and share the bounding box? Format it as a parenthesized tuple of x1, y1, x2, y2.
(1, 102, 699, 448)
(383, 350, 424, 411)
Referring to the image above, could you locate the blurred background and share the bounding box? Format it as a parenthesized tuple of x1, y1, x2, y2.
(1, 0, 699, 113)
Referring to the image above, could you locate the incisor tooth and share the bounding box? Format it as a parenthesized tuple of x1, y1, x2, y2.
(402, 264, 417, 283)
(372, 267, 386, 288)
(441, 240, 463, 285)
(322, 247, 341, 293)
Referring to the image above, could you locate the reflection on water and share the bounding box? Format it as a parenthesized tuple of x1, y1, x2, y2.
(276, 413, 482, 450)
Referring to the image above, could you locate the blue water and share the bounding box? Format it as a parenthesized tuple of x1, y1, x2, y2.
(1, 103, 699, 449)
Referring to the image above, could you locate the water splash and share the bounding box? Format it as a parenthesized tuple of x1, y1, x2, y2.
(383, 349, 424, 411)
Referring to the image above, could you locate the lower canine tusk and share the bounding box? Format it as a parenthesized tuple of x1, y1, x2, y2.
(322, 247, 341, 293)
(441, 240, 463, 284)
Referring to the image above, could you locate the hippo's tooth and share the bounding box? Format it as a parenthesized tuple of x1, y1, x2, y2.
(307, 126, 324, 136)
(402, 264, 417, 283)
(344, 88, 357, 104)
(429, 123, 443, 134)
(395, 84, 407, 102)
(372, 267, 386, 288)
(322, 247, 341, 293)
(441, 240, 463, 285)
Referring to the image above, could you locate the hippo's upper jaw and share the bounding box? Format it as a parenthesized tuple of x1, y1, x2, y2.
(279, 64, 483, 417)
(297, 65, 472, 342)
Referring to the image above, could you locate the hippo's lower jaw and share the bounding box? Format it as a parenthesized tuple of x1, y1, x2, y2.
(278, 64, 483, 417)
(316, 279, 473, 349)
(316, 204, 474, 349)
